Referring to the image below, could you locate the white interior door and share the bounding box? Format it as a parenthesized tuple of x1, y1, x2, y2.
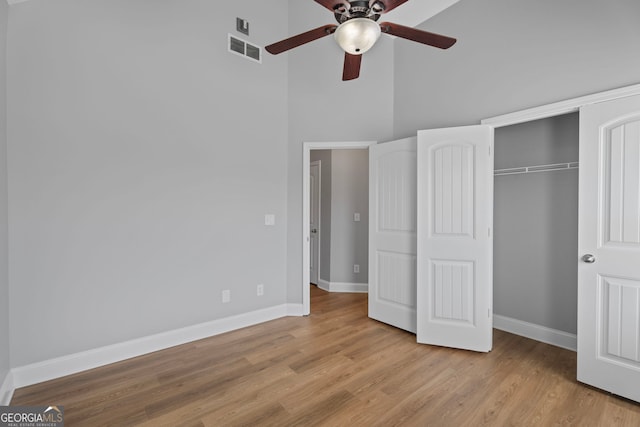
(578, 94, 640, 403)
(369, 137, 417, 333)
(310, 161, 320, 285)
(416, 125, 494, 352)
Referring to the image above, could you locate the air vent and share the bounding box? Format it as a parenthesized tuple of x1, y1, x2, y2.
(246, 44, 261, 62)
(228, 34, 261, 64)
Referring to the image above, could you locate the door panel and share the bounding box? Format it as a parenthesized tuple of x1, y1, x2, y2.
(578, 94, 640, 402)
(369, 137, 417, 333)
(600, 117, 640, 245)
(432, 144, 475, 237)
(417, 125, 494, 352)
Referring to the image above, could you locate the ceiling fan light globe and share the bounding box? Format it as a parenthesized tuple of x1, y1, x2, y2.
(334, 18, 381, 55)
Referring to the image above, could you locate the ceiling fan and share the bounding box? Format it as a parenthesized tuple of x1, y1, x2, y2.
(265, 0, 457, 81)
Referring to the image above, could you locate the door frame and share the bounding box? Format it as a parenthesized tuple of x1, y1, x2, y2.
(482, 84, 640, 128)
(302, 141, 377, 315)
(481, 84, 640, 350)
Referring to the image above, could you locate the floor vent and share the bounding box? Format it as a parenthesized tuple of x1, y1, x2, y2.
(228, 34, 261, 64)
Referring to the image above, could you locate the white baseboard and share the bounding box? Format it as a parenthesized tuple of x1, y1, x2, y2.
(317, 279, 368, 293)
(286, 303, 305, 316)
(494, 314, 577, 352)
(1, 370, 14, 406)
(11, 304, 292, 389)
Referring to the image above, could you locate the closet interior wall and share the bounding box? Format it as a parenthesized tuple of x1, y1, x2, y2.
(493, 113, 579, 335)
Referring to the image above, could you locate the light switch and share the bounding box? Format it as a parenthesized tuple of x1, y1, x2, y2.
(354, 213, 361, 222)
(265, 214, 275, 226)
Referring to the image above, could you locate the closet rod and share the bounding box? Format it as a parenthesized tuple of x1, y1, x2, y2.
(494, 162, 579, 176)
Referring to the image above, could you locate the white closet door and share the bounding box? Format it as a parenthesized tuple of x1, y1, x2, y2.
(416, 126, 494, 352)
(369, 137, 417, 333)
(578, 94, 640, 403)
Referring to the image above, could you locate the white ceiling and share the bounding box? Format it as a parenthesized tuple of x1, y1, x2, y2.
(5, 0, 461, 24)
(383, 0, 460, 27)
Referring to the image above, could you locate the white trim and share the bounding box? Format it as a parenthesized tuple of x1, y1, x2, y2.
(11, 304, 292, 389)
(317, 279, 368, 293)
(494, 314, 577, 352)
(1, 371, 14, 405)
(302, 141, 376, 315)
(482, 83, 640, 128)
(286, 303, 305, 316)
(317, 278, 331, 292)
(6, 0, 31, 5)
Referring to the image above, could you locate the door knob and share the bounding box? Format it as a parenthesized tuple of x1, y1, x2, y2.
(582, 254, 596, 263)
(311, 228, 318, 234)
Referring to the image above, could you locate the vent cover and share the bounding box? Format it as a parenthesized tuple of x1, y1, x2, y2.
(228, 34, 261, 64)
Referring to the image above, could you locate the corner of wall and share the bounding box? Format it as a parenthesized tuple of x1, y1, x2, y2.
(1, 0, 12, 397)
(0, 371, 14, 405)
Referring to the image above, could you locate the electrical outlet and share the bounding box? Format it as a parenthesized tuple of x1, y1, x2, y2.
(264, 214, 275, 226)
(257, 284, 264, 296)
(222, 289, 231, 303)
(354, 264, 360, 273)
(354, 213, 361, 222)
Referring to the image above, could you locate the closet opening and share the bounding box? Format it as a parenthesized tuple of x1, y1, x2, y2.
(493, 112, 579, 350)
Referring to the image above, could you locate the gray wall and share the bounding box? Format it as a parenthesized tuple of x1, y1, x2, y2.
(0, 0, 9, 385)
(329, 149, 368, 284)
(7, 0, 289, 367)
(286, 0, 394, 302)
(6, 0, 640, 371)
(394, 0, 640, 134)
(494, 114, 578, 333)
(310, 149, 369, 285)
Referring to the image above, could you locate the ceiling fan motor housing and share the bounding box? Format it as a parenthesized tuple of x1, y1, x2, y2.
(334, 0, 383, 23)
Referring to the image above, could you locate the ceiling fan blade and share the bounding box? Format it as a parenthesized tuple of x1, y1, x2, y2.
(380, 22, 457, 49)
(370, 0, 410, 14)
(266, 25, 338, 55)
(342, 52, 362, 81)
(314, 0, 349, 12)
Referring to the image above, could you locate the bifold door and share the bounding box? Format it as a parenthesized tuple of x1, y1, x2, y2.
(578, 94, 640, 402)
(416, 126, 494, 352)
(368, 137, 418, 333)
(369, 126, 494, 352)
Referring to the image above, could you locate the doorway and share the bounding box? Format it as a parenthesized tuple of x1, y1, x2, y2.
(302, 141, 376, 315)
(493, 113, 579, 350)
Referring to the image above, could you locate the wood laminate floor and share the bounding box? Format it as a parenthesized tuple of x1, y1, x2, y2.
(11, 286, 640, 426)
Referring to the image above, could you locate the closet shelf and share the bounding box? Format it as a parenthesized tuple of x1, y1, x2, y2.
(494, 162, 579, 176)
